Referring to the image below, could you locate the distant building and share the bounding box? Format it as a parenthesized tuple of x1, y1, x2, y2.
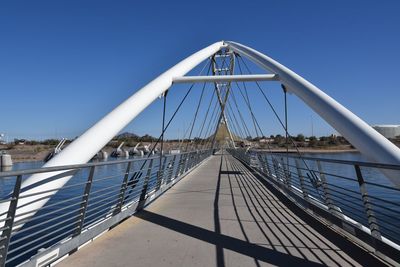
(259, 138, 274, 143)
(372, 125, 400, 139)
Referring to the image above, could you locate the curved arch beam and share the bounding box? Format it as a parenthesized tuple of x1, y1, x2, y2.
(226, 41, 400, 186)
(0, 41, 224, 226)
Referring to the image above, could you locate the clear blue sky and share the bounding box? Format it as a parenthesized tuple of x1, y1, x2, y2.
(1, 0, 399, 140)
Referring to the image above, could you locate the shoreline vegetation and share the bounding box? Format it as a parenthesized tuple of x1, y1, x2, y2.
(1, 132, 398, 163)
(2, 145, 359, 163)
(260, 147, 358, 154)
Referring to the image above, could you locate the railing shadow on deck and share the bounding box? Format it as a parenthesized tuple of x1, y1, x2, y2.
(227, 157, 385, 266)
(134, 152, 386, 266)
(0, 149, 213, 267)
(134, 210, 324, 267)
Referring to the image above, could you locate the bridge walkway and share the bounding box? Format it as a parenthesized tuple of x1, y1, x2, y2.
(56, 152, 382, 267)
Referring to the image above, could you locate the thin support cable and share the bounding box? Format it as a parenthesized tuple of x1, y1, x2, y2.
(125, 82, 196, 200)
(125, 58, 212, 192)
(225, 107, 241, 142)
(237, 55, 324, 190)
(226, 100, 246, 139)
(200, 94, 220, 149)
(283, 85, 289, 168)
(235, 56, 260, 138)
(195, 88, 216, 149)
(185, 62, 211, 151)
(234, 81, 261, 138)
(204, 101, 221, 149)
(158, 90, 168, 183)
(230, 89, 252, 138)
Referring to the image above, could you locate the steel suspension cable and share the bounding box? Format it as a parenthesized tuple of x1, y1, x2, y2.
(185, 63, 211, 151)
(195, 88, 216, 149)
(226, 100, 246, 139)
(159, 90, 167, 170)
(229, 89, 252, 138)
(125, 58, 212, 196)
(200, 55, 230, 149)
(237, 56, 310, 154)
(230, 75, 281, 158)
(235, 57, 261, 138)
(199, 92, 219, 149)
(234, 81, 263, 139)
(236, 55, 324, 190)
(224, 106, 242, 142)
(125, 82, 197, 200)
(202, 98, 222, 149)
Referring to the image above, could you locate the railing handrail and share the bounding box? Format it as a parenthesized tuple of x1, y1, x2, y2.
(0, 149, 208, 178)
(258, 151, 400, 170)
(0, 149, 213, 267)
(228, 148, 400, 264)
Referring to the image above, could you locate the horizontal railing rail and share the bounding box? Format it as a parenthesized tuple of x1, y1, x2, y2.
(227, 148, 400, 264)
(0, 150, 202, 179)
(0, 149, 213, 267)
(270, 152, 400, 170)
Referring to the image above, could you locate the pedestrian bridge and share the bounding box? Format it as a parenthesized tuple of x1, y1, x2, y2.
(1, 41, 400, 266)
(54, 152, 385, 267)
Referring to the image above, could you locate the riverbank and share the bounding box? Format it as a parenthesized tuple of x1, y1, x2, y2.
(260, 147, 358, 154)
(0, 143, 359, 163)
(0, 144, 53, 163)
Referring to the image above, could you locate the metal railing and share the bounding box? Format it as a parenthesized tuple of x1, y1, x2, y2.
(0, 149, 212, 267)
(227, 148, 400, 263)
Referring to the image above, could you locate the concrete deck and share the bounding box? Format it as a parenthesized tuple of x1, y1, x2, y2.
(57, 152, 383, 267)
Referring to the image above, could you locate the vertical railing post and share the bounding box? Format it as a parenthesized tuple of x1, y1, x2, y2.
(261, 154, 268, 175)
(193, 152, 198, 167)
(176, 154, 184, 179)
(271, 157, 280, 182)
(194, 151, 201, 166)
(175, 154, 182, 178)
(295, 159, 309, 202)
(192, 151, 199, 168)
(178, 153, 188, 176)
(177, 154, 183, 178)
(156, 156, 168, 191)
(354, 164, 382, 241)
(187, 152, 195, 171)
(257, 154, 264, 174)
(138, 159, 154, 208)
(277, 158, 287, 186)
(0, 175, 22, 267)
(183, 153, 190, 173)
(316, 161, 335, 212)
(166, 155, 177, 184)
(73, 166, 95, 237)
(113, 162, 132, 215)
(280, 157, 291, 188)
(191, 152, 197, 168)
(265, 155, 272, 177)
(185, 152, 193, 171)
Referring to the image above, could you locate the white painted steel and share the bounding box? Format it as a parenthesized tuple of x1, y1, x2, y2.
(226, 41, 400, 186)
(0, 41, 224, 227)
(173, 74, 278, 83)
(2, 39, 400, 231)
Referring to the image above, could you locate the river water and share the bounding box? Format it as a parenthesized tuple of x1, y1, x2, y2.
(269, 151, 400, 246)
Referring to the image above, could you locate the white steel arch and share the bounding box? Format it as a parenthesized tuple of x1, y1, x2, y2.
(226, 41, 400, 186)
(2, 40, 400, 228)
(0, 41, 225, 226)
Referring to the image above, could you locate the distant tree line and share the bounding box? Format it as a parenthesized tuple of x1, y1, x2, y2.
(245, 134, 351, 148)
(10, 133, 400, 150)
